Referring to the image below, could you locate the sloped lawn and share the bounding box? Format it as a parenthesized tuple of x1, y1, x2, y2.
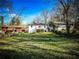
(0, 32, 79, 59)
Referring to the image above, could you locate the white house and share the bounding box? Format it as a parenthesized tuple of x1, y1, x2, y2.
(28, 25, 36, 33)
(28, 23, 48, 33)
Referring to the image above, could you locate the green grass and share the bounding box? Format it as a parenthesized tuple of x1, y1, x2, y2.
(0, 32, 79, 59)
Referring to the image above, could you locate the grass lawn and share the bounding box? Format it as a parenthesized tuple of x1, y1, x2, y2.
(0, 32, 79, 59)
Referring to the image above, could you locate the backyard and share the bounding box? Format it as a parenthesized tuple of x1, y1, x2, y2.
(0, 32, 79, 59)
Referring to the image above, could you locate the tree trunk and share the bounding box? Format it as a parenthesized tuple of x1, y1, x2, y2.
(65, 14, 70, 34)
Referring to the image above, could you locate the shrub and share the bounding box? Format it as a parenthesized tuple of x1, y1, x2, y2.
(37, 29, 44, 32)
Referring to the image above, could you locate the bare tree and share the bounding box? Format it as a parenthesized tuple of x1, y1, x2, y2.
(72, 0, 79, 32)
(41, 10, 48, 25)
(9, 16, 21, 25)
(0, 0, 12, 31)
(58, 0, 73, 34)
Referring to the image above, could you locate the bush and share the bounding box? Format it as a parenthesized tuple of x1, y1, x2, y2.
(37, 29, 44, 32)
(0, 33, 5, 39)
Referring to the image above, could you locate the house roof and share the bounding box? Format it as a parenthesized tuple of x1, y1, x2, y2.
(54, 22, 73, 25)
(28, 23, 47, 26)
(6, 25, 26, 28)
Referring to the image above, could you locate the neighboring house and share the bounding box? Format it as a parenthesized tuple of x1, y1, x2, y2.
(28, 23, 49, 33)
(0, 16, 27, 33)
(28, 25, 36, 33)
(54, 22, 73, 32)
(57, 25, 66, 32)
(50, 22, 66, 31)
(2, 25, 28, 33)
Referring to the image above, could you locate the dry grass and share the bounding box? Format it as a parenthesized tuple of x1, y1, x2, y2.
(0, 32, 79, 59)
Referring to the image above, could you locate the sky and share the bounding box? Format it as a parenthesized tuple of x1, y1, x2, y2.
(5, 0, 57, 25)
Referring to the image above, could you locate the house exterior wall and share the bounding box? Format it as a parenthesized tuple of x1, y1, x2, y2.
(28, 25, 48, 33)
(5, 26, 27, 33)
